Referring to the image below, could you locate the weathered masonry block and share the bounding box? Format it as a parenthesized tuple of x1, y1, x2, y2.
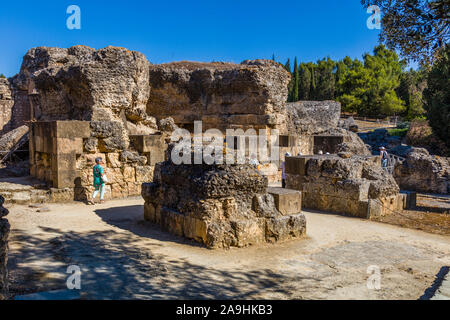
(142, 159, 306, 249)
(267, 187, 302, 216)
(30, 121, 91, 188)
(285, 155, 404, 219)
(129, 135, 166, 165)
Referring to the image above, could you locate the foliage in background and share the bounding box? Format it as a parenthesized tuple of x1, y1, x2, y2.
(423, 44, 450, 150)
(283, 45, 415, 117)
(361, 0, 449, 66)
(0, 74, 5, 79)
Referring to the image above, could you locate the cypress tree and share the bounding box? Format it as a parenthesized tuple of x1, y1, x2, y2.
(310, 65, 316, 100)
(293, 57, 299, 102)
(299, 64, 311, 100)
(284, 59, 291, 73)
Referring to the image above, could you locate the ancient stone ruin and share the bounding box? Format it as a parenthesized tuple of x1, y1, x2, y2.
(28, 120, 164, 202)
(142, 152, 306, 249)
(391, 146, 450, 195)
(0, 195, 9, 300)
(285, 154, 410, 218)
(1, 44, 443, 251)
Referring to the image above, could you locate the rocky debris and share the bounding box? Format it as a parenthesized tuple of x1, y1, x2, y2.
(338, 117, 358, 132)
(358, 129, 403, 153)
(285, 155, 402, 218)
(11, 46, 151, 127)
(284, 101, 341, 135)
(393, 147, 449, 194)
(142, 158, 306, 249)
(147, 60, 291, 130)
(0, 195, 10, 300)
(0, 125, 29, 153)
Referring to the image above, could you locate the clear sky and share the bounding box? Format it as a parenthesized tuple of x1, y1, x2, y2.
(0, 0, 382, 77)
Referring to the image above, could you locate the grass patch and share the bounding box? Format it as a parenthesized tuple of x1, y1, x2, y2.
(387, 128, 409, 137)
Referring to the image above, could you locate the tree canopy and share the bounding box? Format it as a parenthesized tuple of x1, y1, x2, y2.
(361, 0, 450, 66)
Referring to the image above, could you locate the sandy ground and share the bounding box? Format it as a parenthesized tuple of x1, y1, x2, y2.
(5, 198, 450, 300)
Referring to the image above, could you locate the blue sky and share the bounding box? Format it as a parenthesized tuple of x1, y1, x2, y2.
(0, 0, 383, 77)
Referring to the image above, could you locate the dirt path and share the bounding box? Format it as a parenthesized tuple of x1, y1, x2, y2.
(5, 198, 450, 300)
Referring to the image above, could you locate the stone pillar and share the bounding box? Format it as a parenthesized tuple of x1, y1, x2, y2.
(0, 195, 10, 300)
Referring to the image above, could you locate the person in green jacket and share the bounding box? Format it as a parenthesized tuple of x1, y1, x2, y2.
(88, 157, 106, 205)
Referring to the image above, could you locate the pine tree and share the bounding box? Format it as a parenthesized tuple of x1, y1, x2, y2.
(298, 64, 311, 100)
(272, 54, 275, 62)
(292, 57, 299, 102)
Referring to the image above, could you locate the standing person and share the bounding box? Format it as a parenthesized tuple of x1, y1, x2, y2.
(249, 153, 259, 167)
(281, 152, 291, 188)
(380, 147, 389, 169)
(88, 157, 106, 205)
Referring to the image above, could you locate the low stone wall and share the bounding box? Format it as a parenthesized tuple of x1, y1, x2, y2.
(142, 160, 306, 249)
(285, 155, 402, 218)
(0, 195, 9, 300)
(29, 121, 165, 201)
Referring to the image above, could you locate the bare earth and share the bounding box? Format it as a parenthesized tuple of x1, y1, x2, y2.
(5, 198, 450, 300)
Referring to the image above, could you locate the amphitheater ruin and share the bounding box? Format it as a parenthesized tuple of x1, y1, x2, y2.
(0, 46, 448, 300)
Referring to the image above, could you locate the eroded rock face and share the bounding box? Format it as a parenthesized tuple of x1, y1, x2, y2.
(0, 195, 10, 300)
(142, 160, 306, 249)
(393, 147, 449, 194)
(286, 155, 401, 218)
(284, 101, 341, 135)
(147, 60, 291, 130)
(13, 46, 153, 126)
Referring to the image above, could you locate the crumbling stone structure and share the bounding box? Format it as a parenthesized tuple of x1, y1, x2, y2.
(285, 155, 405, 218)
(0, 195, 9, 300)
(142, 153, 306, 249)
(391, 147, 450, 194)
(2, 45, 373, 201)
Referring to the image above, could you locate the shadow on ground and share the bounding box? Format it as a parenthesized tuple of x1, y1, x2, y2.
(8, 222, 294, 299)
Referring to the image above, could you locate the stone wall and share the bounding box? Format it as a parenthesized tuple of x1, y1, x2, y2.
(29, 121, 165, 201)
(285, 155, 404, 218)
(0, 195, 9, 300)
(147, 60, 291, 133)
(142, 155, 306, 249)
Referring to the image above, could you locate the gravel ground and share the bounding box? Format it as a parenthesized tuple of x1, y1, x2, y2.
(5, 198, 450, 300)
